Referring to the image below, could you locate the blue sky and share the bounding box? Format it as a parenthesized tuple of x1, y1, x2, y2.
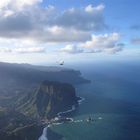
(0, 0, 139, 64)
(45, 0, 140, 42)
(44, 0, 140, 41)
(44, 0, 140, 28)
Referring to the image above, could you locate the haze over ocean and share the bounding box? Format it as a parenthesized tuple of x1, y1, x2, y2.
(50, 60, 140, 140)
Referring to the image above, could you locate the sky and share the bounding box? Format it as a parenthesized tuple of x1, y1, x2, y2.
(0, 0, 140, 64)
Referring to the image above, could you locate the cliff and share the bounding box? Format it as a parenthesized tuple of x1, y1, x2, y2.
(18, 81, 78, 119)
(0, 62, 88, 140)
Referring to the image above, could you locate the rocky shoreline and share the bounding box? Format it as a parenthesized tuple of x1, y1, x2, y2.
(38, 96, 85, 140)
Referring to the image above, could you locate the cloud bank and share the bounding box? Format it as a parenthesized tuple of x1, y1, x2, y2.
(61, 33, 124, 54)
(0, 0, 123, 54)
(0, 1, 106, 42)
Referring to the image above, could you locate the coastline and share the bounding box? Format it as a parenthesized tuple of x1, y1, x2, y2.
(38, 96, 85, 140)
(57, 96, 85, 117)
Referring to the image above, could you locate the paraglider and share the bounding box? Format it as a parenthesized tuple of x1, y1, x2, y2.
(58, 60, 64, 65)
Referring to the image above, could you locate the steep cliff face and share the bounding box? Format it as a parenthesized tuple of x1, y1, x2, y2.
(19, 81, 78, 119)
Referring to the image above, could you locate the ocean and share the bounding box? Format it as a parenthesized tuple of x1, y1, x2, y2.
(42, 60, 140, 140)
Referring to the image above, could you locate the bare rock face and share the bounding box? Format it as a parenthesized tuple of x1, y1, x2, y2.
(20, 81, 78, 119)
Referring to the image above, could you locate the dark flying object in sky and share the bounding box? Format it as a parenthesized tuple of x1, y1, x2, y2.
(59, 60, 64, 65)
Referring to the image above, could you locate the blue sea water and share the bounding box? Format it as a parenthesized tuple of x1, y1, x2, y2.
(51, 60, 140, 140)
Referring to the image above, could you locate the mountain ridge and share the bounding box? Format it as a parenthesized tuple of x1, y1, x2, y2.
(17, 81, 79, 119)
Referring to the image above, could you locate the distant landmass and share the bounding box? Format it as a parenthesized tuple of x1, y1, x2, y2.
(0, 62, 89, 88)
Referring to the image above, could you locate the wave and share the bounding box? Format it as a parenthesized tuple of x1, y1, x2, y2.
(38, 127, 48, 140)
(38, 96, 85, 140)
(57, 96, 85, 117)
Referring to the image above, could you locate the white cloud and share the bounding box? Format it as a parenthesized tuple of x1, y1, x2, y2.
(3, 10, 14, 17)
(0, 3, 106, 43)
(82, 33, 120, 49)
(32, 26, 91, 42)
(0, 46, 46, 53)
(0, 1, 122, 56)
(60, 44, 83, 54)
(60, 33, 124, 54)
(0, 38, 46, 53)
(52, 4, 106, 31)
(13, 47, 46, 53)
(0, 47, 12, 53)
(104, 46, 123, 54)
(0, 0, 42, 11)
(85, 4, 104, 13)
